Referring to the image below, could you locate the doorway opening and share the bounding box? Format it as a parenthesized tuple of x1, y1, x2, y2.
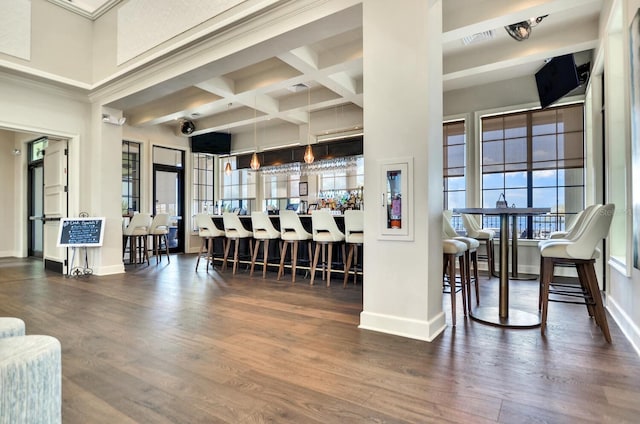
(153, 146, 185, 254)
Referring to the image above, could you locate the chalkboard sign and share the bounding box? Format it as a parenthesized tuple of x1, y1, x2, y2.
(57, 217, 105, 247)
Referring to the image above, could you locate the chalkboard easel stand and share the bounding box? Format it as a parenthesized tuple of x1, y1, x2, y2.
(68, 246, 93, 278)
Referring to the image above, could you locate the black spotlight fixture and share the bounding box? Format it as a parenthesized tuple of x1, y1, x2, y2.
(180, 120, 195, 135)
(505, 15, 548, 41)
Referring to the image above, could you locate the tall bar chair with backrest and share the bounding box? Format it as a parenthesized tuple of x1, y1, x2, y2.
(444, 210, 479, 311)
(277, 210, 313, 283)
(539, 203, 615, 342)
(310, 210, 345, 287)
(462, 213, 495, 278)
(343, 210, 364, 287)
(195, 213, 226, 271)
(250, 211, 281, 278)
(148, 213, 171, 264)
(222, 212, 254, 275)
(442, 238, 468, 326)
(122, 213, 152, 265)
(537, 204, 600, 308)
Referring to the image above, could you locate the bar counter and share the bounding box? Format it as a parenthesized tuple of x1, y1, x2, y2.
(207, 214, 358, 279)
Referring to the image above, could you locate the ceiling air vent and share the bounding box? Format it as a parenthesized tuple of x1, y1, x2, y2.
(462, 30, 495, 46)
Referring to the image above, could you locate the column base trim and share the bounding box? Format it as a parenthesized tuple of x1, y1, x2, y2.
(359, 310, 446, 342)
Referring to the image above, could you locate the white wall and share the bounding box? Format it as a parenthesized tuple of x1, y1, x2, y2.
(0, 130, 18, 257)
(605, 0, 640, 356)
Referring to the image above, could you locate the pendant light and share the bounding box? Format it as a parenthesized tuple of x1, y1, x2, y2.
(250, 96, 261, 170)
(224, 102, 233, 176)
(304, 85, 315, 164)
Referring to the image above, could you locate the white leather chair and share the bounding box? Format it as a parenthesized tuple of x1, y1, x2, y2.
(343, 210, 364, 287)
(462, 213, 496, 277)
(148, 213, 171, 264)
(277, 210, 313, 283)
(443, 239, 468, 326)
(195, 213, 226, 271)
(310, 210, 345, 286)
(122, 213, 152, 265)
(222, 212, 254, 275)
(444, 210, 480, 310)
(539, 204, 614, 342)
(250, 212, 281, 278)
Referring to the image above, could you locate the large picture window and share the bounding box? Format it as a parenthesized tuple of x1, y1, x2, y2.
(481, 103, 585, 239)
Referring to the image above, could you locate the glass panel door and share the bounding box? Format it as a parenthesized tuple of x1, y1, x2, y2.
(28, 164, 44, 257)
(153, 165, 184, 253)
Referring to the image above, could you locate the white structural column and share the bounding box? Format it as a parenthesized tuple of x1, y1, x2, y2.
(87, 104, 127, 275)
(360, 0, 445, 341)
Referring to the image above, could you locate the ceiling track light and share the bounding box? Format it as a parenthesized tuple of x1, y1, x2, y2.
(505, 15, 548, 41)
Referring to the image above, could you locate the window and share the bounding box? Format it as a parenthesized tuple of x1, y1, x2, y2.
(263, 173, 300, 211)
(443, 120, 466, 219)
(122, 141, 141, 214)
(29, 137, 48, 163)
(481, 104, 585, 239)
(219, 156, 255, 213)
(192, 153, 215, 228)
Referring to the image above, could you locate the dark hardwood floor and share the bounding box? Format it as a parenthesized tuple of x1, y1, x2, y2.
(1, 255, 639, 423)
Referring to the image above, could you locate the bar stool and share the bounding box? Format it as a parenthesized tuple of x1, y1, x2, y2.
(148, 213, 171, 264)
(539, 204, 614, 342)
(310, 210, 345, 287)
(444, 210, 479, 310)
(343, 210, 364, 288)
(195, 213, 226, 271)
(122, 213, 152, 265)
(442, 239, 468, 326)
(222, 212, 254, 275)
(462, 213, 495, 278)
(277, 210, 313, 283)
(250, 211, 281, 278)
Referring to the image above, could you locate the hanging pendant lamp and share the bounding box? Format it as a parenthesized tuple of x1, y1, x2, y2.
(304, 86, 315, 164)
(224, 159, 232, 176)
(250, 97, 261, 170)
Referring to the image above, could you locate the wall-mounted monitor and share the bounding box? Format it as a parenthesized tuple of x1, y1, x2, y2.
(535, 54, 580, 109)
(190, 132, 231, 155)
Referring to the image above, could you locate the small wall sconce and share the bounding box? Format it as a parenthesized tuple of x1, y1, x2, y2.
(102, 113, 126, 126)
(12, 148, 22, 156)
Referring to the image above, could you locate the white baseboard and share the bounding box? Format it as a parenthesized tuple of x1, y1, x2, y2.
(606, 295, 640, 358)
(359, 310, 446, 342)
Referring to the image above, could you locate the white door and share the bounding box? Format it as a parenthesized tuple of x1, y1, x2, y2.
(43, 139, 68, 274)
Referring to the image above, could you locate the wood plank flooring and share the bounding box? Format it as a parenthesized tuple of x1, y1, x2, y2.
(1, 255, 639, 423)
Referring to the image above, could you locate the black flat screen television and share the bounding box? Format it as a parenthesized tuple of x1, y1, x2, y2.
(190, 132, 231, 155)
(535, 54, 580, 109)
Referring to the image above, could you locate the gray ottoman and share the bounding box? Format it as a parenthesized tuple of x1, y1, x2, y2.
(0, 317, 26, 338)
(0, 335, 61, 424)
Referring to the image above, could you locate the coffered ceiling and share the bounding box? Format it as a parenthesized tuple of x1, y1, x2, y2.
(58, 0, 605, 139)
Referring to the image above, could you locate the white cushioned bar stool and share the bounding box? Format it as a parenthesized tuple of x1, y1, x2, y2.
(443, 239, 468, 326)
(222, 212, 254, 275)
(195, 213, 226, 271)
(343, 210, 364, 288)
(539, 203, 614, 343)
(310, 210, 345, 287)
(250, 211, 281, 278)
(462, 213, 495, 278)
(148, 213, 171, 264)
(277, 210, 313, 283)
(122, 213, 152, 265)
(444, 210, 480, 310)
